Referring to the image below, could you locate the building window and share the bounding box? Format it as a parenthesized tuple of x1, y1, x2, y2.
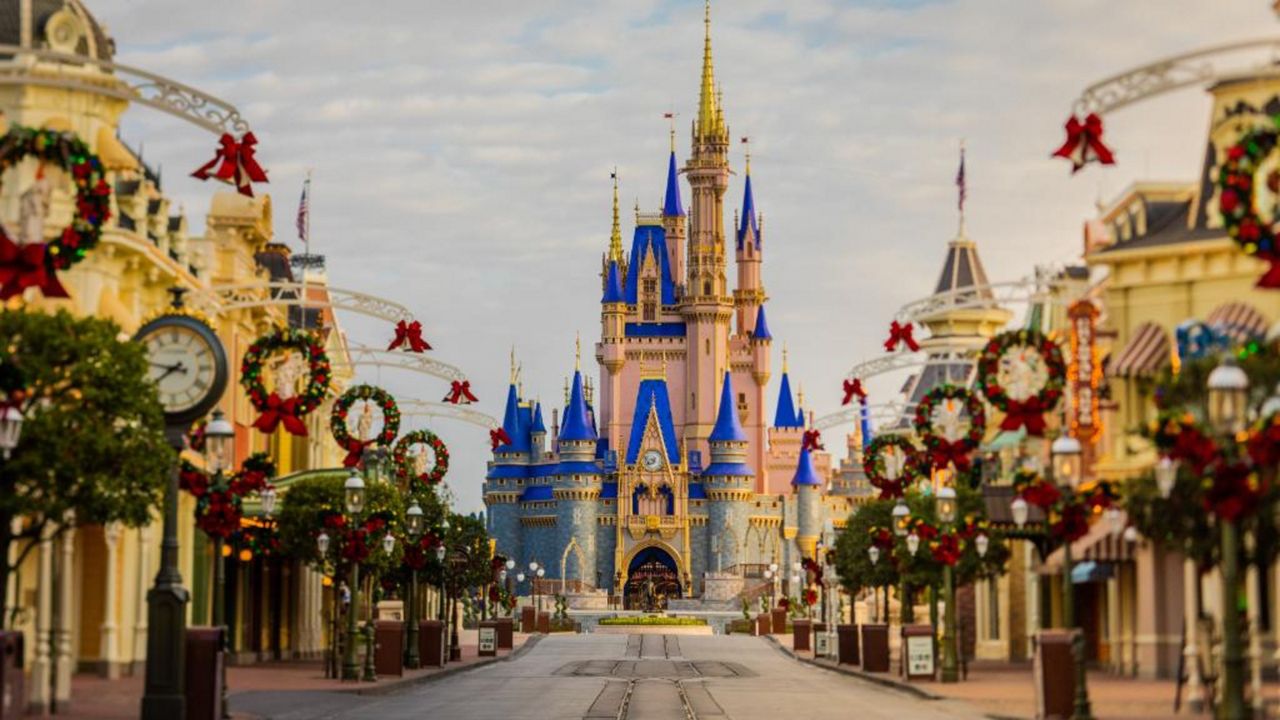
(643, 302, 657, 321)
(986, 577, 1000, 640)
(705, 339, 710, 355)
(691, 392, 696, 411)
(643, 278, 657, 294)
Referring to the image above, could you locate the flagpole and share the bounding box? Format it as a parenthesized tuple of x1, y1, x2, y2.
(957, 140, 966, 238)
(301, 170, 311, 328)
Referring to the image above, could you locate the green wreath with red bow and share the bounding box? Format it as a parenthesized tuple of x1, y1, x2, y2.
(331, 384, 401, 468)
(1216, 121, 1280, 288)
(862, 435, 923, 499)
(393, 429, 449, 490)
(976, 329, 1065, 437)
(913, 384, 986, 472)
(241, 327, 331, 437)
(0, 124, 112, 300)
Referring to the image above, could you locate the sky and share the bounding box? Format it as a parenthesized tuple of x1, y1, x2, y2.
(90, 0, 1277, 512)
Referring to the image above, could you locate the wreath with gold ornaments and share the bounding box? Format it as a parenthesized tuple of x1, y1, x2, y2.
(1216, 123, 1280, 288)
(241, 327, 331, 436)
(862, 435, 922, 500)
(913, 384, 986, 472)
(0, 124, 112, 300)
(976, 329, 1065, 437)
(393, 429, 449, 490)
(331, 384, 401, 468)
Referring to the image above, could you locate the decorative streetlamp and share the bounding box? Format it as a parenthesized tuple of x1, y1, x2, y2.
(201, 410, 235, 719)
(0, 405, 23, 460)
(866, 546, 881, 623)
(404, 501, 424, 669)
(341, 469, 365, 681)
(1207, 354, 1249, 720)
(505, 558, 516, 617)
(1154, 457, 1178, 499)
(936, 485, 959, 683)
(892, 500, 912, 623)
(360, 530, 397, 682)
(1050, 429, 1092, 720)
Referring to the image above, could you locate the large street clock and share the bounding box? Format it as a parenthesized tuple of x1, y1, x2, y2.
(134, 312, 228, 427)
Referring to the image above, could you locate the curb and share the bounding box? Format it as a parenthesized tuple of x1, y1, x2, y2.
(761, 634, 941, 701)
(342, 634, 544, 697)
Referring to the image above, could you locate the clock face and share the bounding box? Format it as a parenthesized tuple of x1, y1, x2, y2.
(134, 315, 228, 425)
(642, 449, 664, 472)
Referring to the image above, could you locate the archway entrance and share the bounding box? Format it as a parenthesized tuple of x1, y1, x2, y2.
(625, 546, 681, 611)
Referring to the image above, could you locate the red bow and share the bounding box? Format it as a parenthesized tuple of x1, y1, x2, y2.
(929, 440, 973, 472)
(884, 321, 920, 353)
(0, 236, 69, 300)
(388, 320, 431, 353)
(841, 378, 867, 406)
(1256, 253, 1280, 289)
(253, 393, 307, 436)
(191, 132, 269, 197)
(1051, 113, 1115, 174)
(341, 438, 371, 468)
(1000, 397, 1047, 436)
(802, 429, 824, 451)
(443, 380, 478, 405)
(490, 427, 512, 450)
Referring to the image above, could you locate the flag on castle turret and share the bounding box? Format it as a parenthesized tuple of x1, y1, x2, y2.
(955, 144, 966, 213)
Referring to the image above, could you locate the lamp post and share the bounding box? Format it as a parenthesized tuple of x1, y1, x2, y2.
(198, 410, 235, 720)
(448, 548, 470, 661)
(1207, 355, 1249, 720)
(936, 485, 959, 683)
(360, 531, 395, 682)
(341, 470, 366, 681)
(404, 501, 424, 669)
(316, 531, 334, 678)
(1049, 430, 1092, 720)
(866, 546, 881, 622)
(892, 500, 912, 624)
(529, 561, 542, 615)
(0, 404, 23, 460)
(505, 559, 516, 617)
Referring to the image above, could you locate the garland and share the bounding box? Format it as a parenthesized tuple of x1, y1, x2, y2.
(913, 384, 986, 471)
(241, 327, 331, 436)
(0, 125, 112, 300)
(402, 533, 442, 571)
(196, 490, 242, 539)
(1216, 122, 1280, 288)
(862, 435, 922, 500)
(976, 329, 1066, 436)
(1013, 468, 1118, 542)
(393, 429, 450, 489)
(330, 384, 401, 468)
(1247, 412, 1280, 468)
(930, 533, 963, 566)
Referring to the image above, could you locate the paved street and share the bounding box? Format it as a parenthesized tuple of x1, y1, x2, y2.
(230, 633, 987, 720)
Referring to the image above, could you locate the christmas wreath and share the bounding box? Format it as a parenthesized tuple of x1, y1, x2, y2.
(393, 429, 450, 489)
(1216, 122, 1280, 288)
(330, 384, 401, 468)
(913, 384, 986, 472)
(862, 435, 922, 499)
(241, 327, 331, 437)
(0, 124, 112, 300)
(976, 329, 1066, 436)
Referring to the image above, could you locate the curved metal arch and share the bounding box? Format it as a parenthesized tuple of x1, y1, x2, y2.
(844, 354, 977, 387)
(331, 345, 469, 383)
(893, 276, 1076, 327)
(813, 401, 922, 432)
(190, 281, 415, 325)
(398, 399, 499, 430)
(0, 44, 250, 135)
(1071, 37, 1280, 117)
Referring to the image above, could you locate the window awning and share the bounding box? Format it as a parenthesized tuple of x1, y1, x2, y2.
(1206, 302, 1269, 344)
(1108, 323, 1170, 378)
(1039, 511, 1133, 576)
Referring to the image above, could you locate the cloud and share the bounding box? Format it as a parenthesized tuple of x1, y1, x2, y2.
(86, 0, 1276, 512)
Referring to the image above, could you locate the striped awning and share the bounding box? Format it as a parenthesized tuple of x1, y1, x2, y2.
(1039, 512, 1134, 575)
(1206, 302, 1269, 344)
(1109, 322, 1170, 378)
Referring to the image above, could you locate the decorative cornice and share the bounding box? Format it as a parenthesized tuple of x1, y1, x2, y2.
(706, 489, 753, 501)
(553, 488, 601, 501)
(519, 515, 557, 527)
(749, 516, 782, 527)
(484, 492, 520, 504)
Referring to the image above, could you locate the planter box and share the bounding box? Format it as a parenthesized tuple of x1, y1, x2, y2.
(861, 624, 889, 673)
(754, 613, 772, 636)
(837, 624, 860, 665)
(771, 608, 788, 634)
(793, 619, 812, 652)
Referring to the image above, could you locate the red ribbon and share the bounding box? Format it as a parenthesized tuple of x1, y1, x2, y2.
(1255, 254, 1280, 289)
(443, 380, 479, 405)
(929, 440, 973, 472)
(802, 429, 824, 451)
(1051, 113, 1115, 174)
(191, 132, 269, 197)
(490, 427, 512, 450)
(883, 321, 920, 353)
(388, 319, 431, 353)
(841, 378, 867, 406)
(1000, 397, 1047, 436)
(341, 438, 371, 468)
(253, 393, 307, 436)
(0, 236, 69, 300)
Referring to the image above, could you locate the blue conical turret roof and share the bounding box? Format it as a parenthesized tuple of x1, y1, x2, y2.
(791, 446, 822, 487)
(736, 172, 759, 249)
(709, 372, 747, 443)
(752, 305, 772, 340)
(602, 260, 624, 304)
(559, 370, 596, 443)
(531, 402, 546, 434)
(796, 405, 806, 428)
(774, 372, 802, 429)
(496, 383, 530, 453)
(663, 150, 684, 217)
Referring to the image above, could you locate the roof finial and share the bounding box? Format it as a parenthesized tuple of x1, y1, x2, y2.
(575, 332, 582, 370)
(782, 343, 789, 373)
(665, 111, 678, 152)
(741, 136, 751, 174)
(797, 383, 805, 408)
(608, 167, 623, 263)
(697, 0, 719, 141)
(510, 346, 518, 384)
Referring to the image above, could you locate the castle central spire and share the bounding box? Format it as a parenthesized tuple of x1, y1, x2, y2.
(608, 168, 623, 263)
(696, 0, 722, 142)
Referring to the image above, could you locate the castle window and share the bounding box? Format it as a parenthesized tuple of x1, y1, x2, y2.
(703, 281, 711, 295)
(643, 302, 657, 321)
(643, 278, 657, 294)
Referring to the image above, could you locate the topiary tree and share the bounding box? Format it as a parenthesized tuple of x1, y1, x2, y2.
(0, 309, 172, 628)
(275, 473, 407, 581)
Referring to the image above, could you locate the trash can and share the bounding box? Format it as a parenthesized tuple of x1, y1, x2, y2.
(754, 613, 772, 636)
(536, 612, 550, 634)
(1034, 629, 1076, 720)
(418, 619, 445, 668)
(0, 631, 23, 720)
(771, 608, 788, 634)
(185, 627, 224, 720)
(521, 606, 537, 634)
(837, 624, 860, 665)
(860, 624, 889, 672)
(793, 619, 812, 652)
(813, 622, 829, 657)
(375, 620, 404, 677)
(495, 617, 514, 649)
(900, 624, 935, 681)
(478, 621, 498, 657)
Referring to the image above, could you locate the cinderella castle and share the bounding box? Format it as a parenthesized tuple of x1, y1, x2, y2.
(484, 3, 874, 609)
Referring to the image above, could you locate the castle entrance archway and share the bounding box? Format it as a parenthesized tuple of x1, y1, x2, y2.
(624, 546, 681, 612)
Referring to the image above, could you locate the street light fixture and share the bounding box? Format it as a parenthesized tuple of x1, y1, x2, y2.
(1051, 433, 1083, 489)
(1207, 354, 1250, 436)
(975, 533, 989, 558)
(200, 409, 235, 717)
(867, 546, 880, 565)
(892, 500, 910, 537)
(906, 532, 920, 556)
(344, 470, 366, 516)
(0, 405, 23, 460)
(936, 485, 959, 683)
(1154, 458, 1178, 499)
(317, 532, 330, 555)
(204, 410, 234, 473)
(382, 533, 396, 555)
(260, 487, 278, 518)
(936, 486, 957, 524)
(403, 500, 424, 669)
(1010, 497, 1029, 528)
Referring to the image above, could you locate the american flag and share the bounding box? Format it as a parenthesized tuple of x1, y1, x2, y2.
(955, 144, 967, 213)
(295, 175, 310, 245)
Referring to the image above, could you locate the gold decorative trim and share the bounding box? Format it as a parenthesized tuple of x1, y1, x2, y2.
(519, 516, 557, 527)
(688, 515, 707, 526)
(597, 516, 617, 526)
(484, 492, 520, 504)
(553, 488, 601, 501)
(749, 516, 782, 527)
(706, 489, 753, 501)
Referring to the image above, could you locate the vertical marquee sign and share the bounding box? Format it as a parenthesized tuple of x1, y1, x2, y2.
(1067, 300, 1101, 443)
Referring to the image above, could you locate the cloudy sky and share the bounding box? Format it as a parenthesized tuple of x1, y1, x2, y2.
(93, 0, 1274, 512)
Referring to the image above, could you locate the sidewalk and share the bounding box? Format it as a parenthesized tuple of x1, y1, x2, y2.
(765, 634, 1244, 720)
(63, 629, 533, 719)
